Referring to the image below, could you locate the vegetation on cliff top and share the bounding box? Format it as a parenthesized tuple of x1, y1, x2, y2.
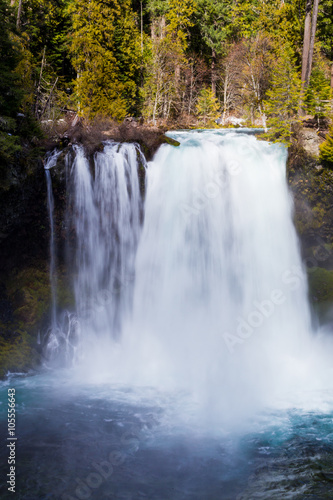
(0, 0, 331, 150)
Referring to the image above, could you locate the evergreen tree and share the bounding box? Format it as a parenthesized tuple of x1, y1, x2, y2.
(18, 0, 72, 81)
(305, 49, 331, 116)
(195, 0, 232, 94)
(69, 0, 141, 120)
(146, 0, 169, 18)
(0, 0, 22, 118)
(263, 44, 303, 145)
(317, 0, 333, 90)
(319, 126, 333, 166)
(0, 0, 23, 171)
(231, 0, 303, 51)
(196, 86, 220, 125)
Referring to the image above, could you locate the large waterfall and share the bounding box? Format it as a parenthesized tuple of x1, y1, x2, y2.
(46, 131, 322, 422)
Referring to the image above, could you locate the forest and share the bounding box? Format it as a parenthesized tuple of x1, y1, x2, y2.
(0, 0, 333, 161)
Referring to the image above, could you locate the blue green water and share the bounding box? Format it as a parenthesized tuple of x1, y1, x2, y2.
(1, 371, 333, 499)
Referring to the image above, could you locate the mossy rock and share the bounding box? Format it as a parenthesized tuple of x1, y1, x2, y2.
(0, 264, 74, 378)
(307, 267, 333, 303)
(6, 267, 51, 329)
(0, 331, 38, 378)
(161, 135, 180, 147)
(288, 146, 333, 250)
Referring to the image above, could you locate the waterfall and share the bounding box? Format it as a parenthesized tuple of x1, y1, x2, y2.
(44, 150, 61, 330)
(45, 131, 317, 421)
(45, 141, 145, 365)
(77, 131, 315, 420)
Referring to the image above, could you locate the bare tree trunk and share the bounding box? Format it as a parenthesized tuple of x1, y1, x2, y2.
(222, 70, 229, 125)
(188, 64, 194, 115)
(211, 49, 216, 96)
(153, 88, 159, 125)
(258, 103, 267, 131)
(35, 47, 46, 118)
(301, 0, 312, 84)
(151, 20, 156, 40)
(160, 16, 165, 38)
(140, 1, 144, 87)
(305, 0, 320, 86)
(16, 0, 22, 30)
(10, 0, 23, 29)
(40, 77, 59, 118)
(140, 1, 143, 53)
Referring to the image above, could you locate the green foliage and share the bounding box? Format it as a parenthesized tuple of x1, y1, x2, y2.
(0, 133, 21, 175)
(0, 265, 73, 377)
(263, 44, 303, 145)
(166, 0, 196, 50)
(317, 0, 333, 60)
(239, 35, 273, 125)
(0, 0, 23, 173)
(142, 0, 195, 122)
(0, 0, 22, 118)
(0, 0, 331, 129)
(304, 50, 331, 117)
(20, 0, 73, 83)
(141, 32, 184, 121)
(195, 0, 232, 55)
(196, 87, 220, 125)
(230, 0, 261, 39)
(232, 0, 302, 42)
(319, 126, 333, 166)
(307, 266, 333, 303)
(69, 0, 141, 120)
(146, 0, 169, 18)
(231, 0, 303, 64)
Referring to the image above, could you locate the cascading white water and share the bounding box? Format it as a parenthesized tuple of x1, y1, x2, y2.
(44, 150, 61, 330)
(45, 141, 145, 365)
(47, 131, 327, 423)
(76, 130, 320, 423)
(73, 142, 142, 329)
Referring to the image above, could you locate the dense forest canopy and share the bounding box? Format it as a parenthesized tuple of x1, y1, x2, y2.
(0, 0, 332, 152)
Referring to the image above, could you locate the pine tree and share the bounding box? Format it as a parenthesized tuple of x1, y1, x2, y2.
(69, 0, 141, 120)
(305, 48, 331, 117)
(195, 0, 232, 94)
(231, 0, 300, 42)
(319, 126, 333, 166)
(263, 44, 303, 145)
(196, 86, 220, 126)
(0, 0, 22, 118)
(0, 0, 23, 172)
(166, 0, 196, 51)
(317, 0, 333, 91)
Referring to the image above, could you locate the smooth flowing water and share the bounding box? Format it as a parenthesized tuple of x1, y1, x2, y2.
(44, 150, 61, 331)
(1, 131, 333, 500)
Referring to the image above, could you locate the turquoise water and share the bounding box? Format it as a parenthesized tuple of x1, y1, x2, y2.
(1, 372, 333, 499)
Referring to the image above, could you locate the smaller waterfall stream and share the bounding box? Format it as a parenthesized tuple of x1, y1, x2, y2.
(44, 150, 61, 331)
(44, 141, 146, 365)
